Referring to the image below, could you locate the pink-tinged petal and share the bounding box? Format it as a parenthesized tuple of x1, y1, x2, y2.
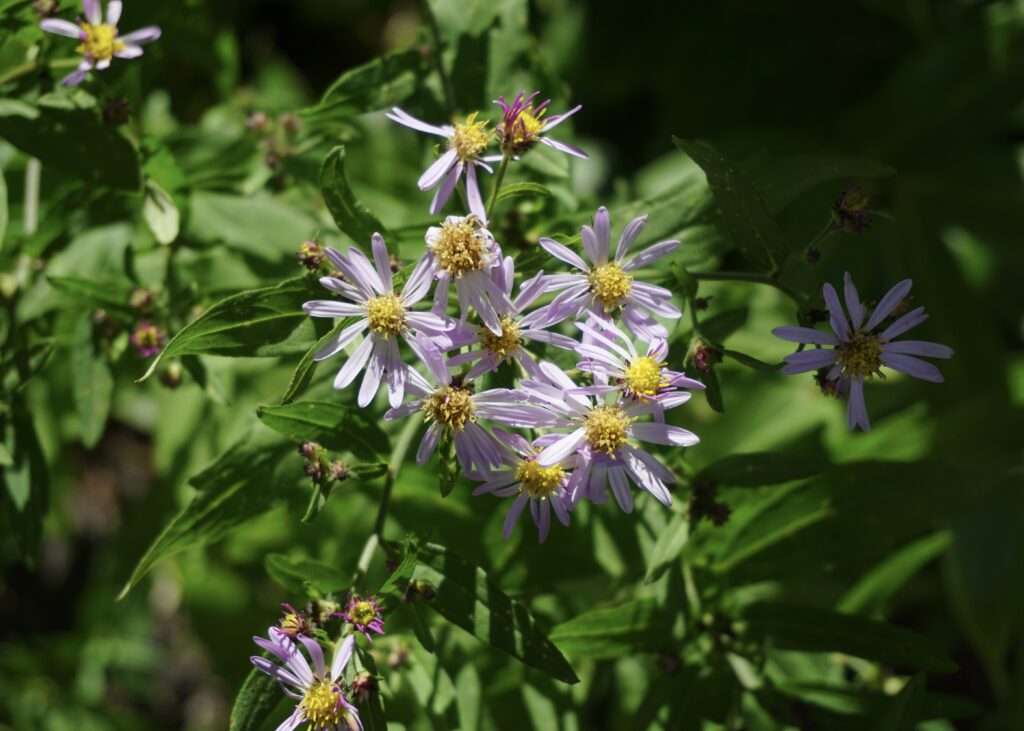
(882, 340, 954, 359)
(331, 636, 355, 682)
(843, 272, 865, 329)
(503, 494, 529, 539)
(865, 278, 913, 331)
(119, 25, 161, 45)
(630, 422, 699, 447)
(333, 336, 373, 389)
(385, 107, 449, 137)
(297, 636, 326, 678)
(541, 104, 582, 132)
(847, 378, 870, 431)
(400, 254, 436, 305)
(592, 207, 611, 261)
(537, 428, 587, 467)
(40, 18, 84, 38)
(773, 325, 838, 346)
(416, 423, 442, 464)
(418, 149, 458, 191)
(357, 342, 386, 407)
(580, 225, 600, 265)
(466, 163, 487, 222)
(540, 136, 588, 159)
(106, 0, 122, 24)
(881, 353, 945, 383)
(623, 239, 679, 271)
(303, 300, 364, 318)
(370, 233, 393, 292)
(275, 709, 305, 731)
(83, 0, 101, 24)
(539, 237, 590, 272)
(114, 44, 144, 58)
(616, 215, 648, 261)
(314, 319, 367, 361)
(822, 282, 850, 341)
(879, 307, 928, 341)
(781, 348, 837, 375)
(429, 161, 462, 214)
(608, 467, 634, 514)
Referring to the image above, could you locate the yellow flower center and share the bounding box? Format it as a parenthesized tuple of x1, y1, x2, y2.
(279, 612, 305, 637)
(588, 263, 633, 310)
(300, 679, 346, 731)
(506, 108, 546, 150)
(433, 218, 488, 278)
(583, 405, 632, 455)
(77, 23, 124, 61)
(350, 600, 377, 626)
(365, 293, 405, 337)
(479, 316, 522, 360)
(422, 386, 475, 433)
(836, 331, 883, 379)
(623, 356, 668, 398)
(516, 460, 565, 499)
(450, 113, 492, 161)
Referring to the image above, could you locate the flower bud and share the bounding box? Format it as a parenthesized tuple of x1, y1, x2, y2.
(130, 321, 165, 358)
(130, 287, 154, 312)
(160, 361, 184, 389)
(297, 241, 325, 271)
(832, 186, 871, 233)
(246, 111, 271, 134)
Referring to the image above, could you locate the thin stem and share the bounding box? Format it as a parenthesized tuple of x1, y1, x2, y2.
(691, 270, 805, 305)
(420, 0, 455, 114)
(486, 154, 510, 221)
(23, 159, 41, 237)
(803, 217, 836, 258)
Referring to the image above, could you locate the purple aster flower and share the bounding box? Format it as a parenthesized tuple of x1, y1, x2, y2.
(445, 255, 578, 379)
(773, 272, 954, 431)
(342, 595, 384, 642)
(303, 233, 451, 409)
(574, 319, 704, 414)
(41, 1, 160, 86)
(536, 207, 682, 339)
(384, 334, 558, 478)
(518, 362, 699, 513)
(426, 215, 514, 336)
(251, 629, 362, 731)
(472, 429, 573, 543)
(385, 108, 493, 221)
(494, 91, 587, 160)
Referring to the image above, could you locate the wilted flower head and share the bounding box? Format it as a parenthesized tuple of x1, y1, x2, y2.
(297, 241, 325, 271)
(343, 595, 384, 641)
(773, 273, 953, 431)
(833, 186, 872, 233)
(40, 1, 161, 86)
(251, 630, 362, 731)
(494, 91, 587, 160)
(278, 603, 313, 639)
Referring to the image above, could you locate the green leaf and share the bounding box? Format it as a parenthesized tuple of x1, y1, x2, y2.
(703, 367, 724, 413)
(228, 665, 283, 731)
(142, 181, 180, 245)
(0, 168, 7, 249)
(428, 0, 527, 38)
(673, 136, 786, 270)
(0, 396, 49, 558)
(316, 50, 424, 115)
(838, 531, 951, 615)
(455, 664, 482, 731)
(0, 103, 140, 191)
(549, 600, 673, 659)
(118, 427, 298, 599)
(279, 318, 348, 405)
(496, 181, 553, 203)
(377, 542, 419, 600)
(256, 400, 388, 460)
(412, 542, 579, 683)
(695, 452, 830, 488)
(138, 277, 320, 382)
(48, 275, 136, 319)
(742, 603, 956, 673)
(320, 146, 389, 245)
(264, 553, 349, 595)
(877, 675, 925, 731)
(188, 191, 317, 261)
(69, 315, 114, 449)
(644, 511, 688, 584)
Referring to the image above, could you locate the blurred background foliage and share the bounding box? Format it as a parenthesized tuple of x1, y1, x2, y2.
(1, 0, 1023, 729)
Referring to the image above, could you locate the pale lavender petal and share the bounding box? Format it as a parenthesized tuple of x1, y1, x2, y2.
(630, 422, 699, 447)
(847, 378, 870, 431)
(781, 348, 837, 375)
(405, 311, 450, 335)
(843, 273, 865, 329)
(371, 233, 393, 292)
(346, 246, 386, 295)
(620, 304, 667, 340)
(865, 278, 913, 331)
(466, 163, 486, 222)
(333, 336, 373, 389)
(331, 635, 355, 682)
(552, 493, 571, 525)
(358, 343, 385, 407)
(386, 107, 449, 137)
(539, 237, 590, 272)
(275, 708, 305, 731)
(304, 300, 364, 318)
(608, 467, 634, 514)
(408, 334, 449, 385)
(822, 283, 850, 341)
(535, 501, 552, 543)
(879, 307, 928, 341)
(40, 18, 84, 38)
(61, 62, 92, 86)
(118, 26, 161, 45)
(106, 0, 122, 24)
(95, 57, 112, 70)
(297, 636, 326, 678)
(430, 161, 462, 214)
(418, 149, 458, 191)
(83, 0, 101, 24)
(522, 329, 577, 350)
(114, 44, 144, 59)
(537, 428, 587, 466)
(314, 319, 367, 361)
(580, 225, 600, 265)
(513, 271, 547, 313)
(540, 136, 588, 159)
(541, 104, 582, 132)
(881, 353, 945, 383)
(417, 423, 442, 464)
(882, 340, 954, 359)
(616, 215, 648, 261)
(772, 326, 838, 346)
(622, 447, 672, 506)
(623, 240, 678, 271)
(592, 207, 611, 262)
(503, 494, 529, 539)
(401, 254, 436, 305)
(432, 272, 450, 314)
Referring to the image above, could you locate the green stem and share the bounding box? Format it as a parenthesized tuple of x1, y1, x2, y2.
(803, 217, 836, 257)
(691, 270, 805, 305)
(486, 155, 510, 221)
(420, 0, 455, 113)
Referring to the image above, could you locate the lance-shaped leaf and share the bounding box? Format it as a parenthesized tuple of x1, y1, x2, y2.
(644, 511, 689, 584)
(48, 275, 137, 319)
(320, 146, 390, 246)
(138, 277, 320, 382)
(229, 664, 284, 731)
(257, 401, 388, 460)
(279, 318, 348, 405)
(70, 315, 114, 449)
(411, 542, 579, 684)
(549, 600, 674, 659)
(316, 50, 425, 115)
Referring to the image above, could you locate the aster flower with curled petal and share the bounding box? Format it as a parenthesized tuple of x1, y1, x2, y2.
(516, 362, 699, 513)
(303, 233, 451, 408)
(773, 272, 954, 431)
(40, 0, 160, 86)
(251, 629, 362, 731)
(472, 429, 573, 543)
(445, 254, 578, 379)
(343, 595, 384, 642)
(494, 91, 588, 160)
(384, 334, 558, 478)
(536, 207, 681, 339)
(385, 108, 494, 221)
(426, 215, 515, 336)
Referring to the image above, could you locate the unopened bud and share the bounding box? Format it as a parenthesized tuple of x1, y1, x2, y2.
(159, 361, 184, 389)
(297, 241, 325, 271)
(329, 460, 350, 482)
(33, 0, 58, 17)
(350, 672, 377, 704)
(693, 342, 721, 373)
(694, 296, 712, 311)
(280, 113, 301, 136)
(130, 321, 165, 358)
(832, 186, 871, 234)
(130, 287, 154, 312)
(298, 442, 321, 460)
(246, 111, 271, 134)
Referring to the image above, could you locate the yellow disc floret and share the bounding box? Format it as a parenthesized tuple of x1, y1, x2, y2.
(504, 107, 546, 152)
(516, 460, 565, 499)
(365, 293, 405, 337)
(432, 217, 489, 278)
(451, 113, 492, 161)
(588, 263, 633, 311)
(583, 405, 632, 455)
(78, 23, 124, 61)
(479, 315, 522, 361)
(350, 600, 377, 626)
(836, 331, 883, 379)
(623, 356, 668, 398)
(301, 679, 346, 730)
(422, 386, 475, 433)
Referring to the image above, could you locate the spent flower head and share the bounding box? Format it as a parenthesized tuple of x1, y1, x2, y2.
(494, 91, 587, 160)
